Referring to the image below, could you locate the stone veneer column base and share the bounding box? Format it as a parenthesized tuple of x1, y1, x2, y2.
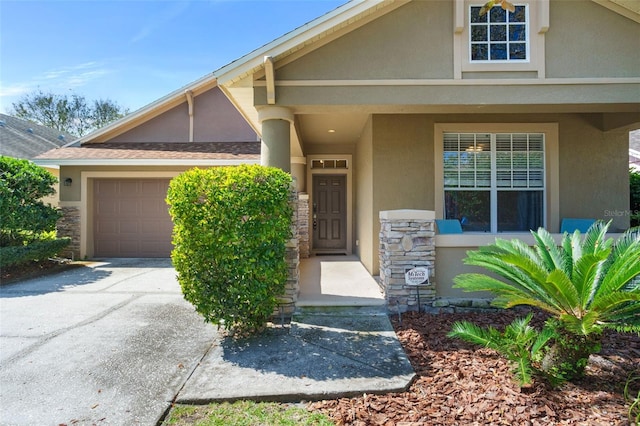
(57, 206, 81, 260)
(379, 210, 436, 313)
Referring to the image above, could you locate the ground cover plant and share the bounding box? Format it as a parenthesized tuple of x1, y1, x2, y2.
(167, 165, 293, 335)
(448, 221, 640, 386)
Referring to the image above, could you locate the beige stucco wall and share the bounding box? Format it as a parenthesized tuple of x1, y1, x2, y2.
(57, 166, 196, 203)
(109, 87, 257, 143)
(546, 0, 640, 78)
(277, 1, 453, 81)
(355, 112, 631, 279)
(365, 115, 435, 274)
(355, 116, 374, 270)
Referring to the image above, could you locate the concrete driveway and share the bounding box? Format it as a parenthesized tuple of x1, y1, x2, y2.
(0, 258, 217, 425)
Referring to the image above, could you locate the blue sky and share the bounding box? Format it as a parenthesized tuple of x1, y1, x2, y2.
(0, 0, 346, 114)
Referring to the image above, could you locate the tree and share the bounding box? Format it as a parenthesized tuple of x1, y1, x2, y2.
(0, 156, 61, 246)
(10, 90, 128, 137)
(451, 222, 640, 384)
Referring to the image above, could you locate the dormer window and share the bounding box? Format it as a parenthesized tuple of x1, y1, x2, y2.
(470, 4, 528, 62)
(454, 0, 548, 77)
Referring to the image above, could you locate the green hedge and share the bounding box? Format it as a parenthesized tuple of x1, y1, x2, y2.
(167, 165, 293, 335)
(0, 238, 71, 269)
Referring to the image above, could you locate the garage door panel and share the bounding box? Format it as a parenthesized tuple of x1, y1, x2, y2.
(94, 179, 173, 258)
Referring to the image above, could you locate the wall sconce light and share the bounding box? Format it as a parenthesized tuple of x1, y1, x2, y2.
(63, 178, 73, 187)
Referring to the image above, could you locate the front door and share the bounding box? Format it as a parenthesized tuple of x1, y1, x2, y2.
(312, 175, 346, 251)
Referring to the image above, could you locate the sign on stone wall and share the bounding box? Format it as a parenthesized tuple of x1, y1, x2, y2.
(405, 266, 430, 286)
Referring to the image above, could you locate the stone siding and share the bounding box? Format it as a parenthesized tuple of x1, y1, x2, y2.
(57, 206, 80, 260)
(298, 193, 310, 259)
(278, 185, 300, 317)
(379, 210, 436, 313)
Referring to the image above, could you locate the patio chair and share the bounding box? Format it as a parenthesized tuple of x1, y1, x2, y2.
(435, 219, 463, 234)
(560, 218, 596, 234)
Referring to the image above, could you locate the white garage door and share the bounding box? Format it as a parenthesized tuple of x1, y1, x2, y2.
(93, 179, 173, 257)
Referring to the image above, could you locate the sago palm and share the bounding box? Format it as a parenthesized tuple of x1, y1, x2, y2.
(453, 220, 640, 381)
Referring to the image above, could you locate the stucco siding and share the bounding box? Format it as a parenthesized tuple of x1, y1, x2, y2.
(353, 112, 630, 276)
(277, 1, 453, 81)
(546, 0, 640, 78)
(109, 87, 257, 143)
(557, 115, 631, 230)
(368, 114, 434, 275)
(355, 116, 374, 272)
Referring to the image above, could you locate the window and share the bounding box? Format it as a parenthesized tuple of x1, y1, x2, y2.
(443, 132, 544, 232)
(470, 4, 528, 62)
(454, 0, 547, 76)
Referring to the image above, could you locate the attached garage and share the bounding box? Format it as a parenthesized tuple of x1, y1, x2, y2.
(93, 179, 173, 257)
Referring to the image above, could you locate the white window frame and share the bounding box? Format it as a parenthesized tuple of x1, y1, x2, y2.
(468, 4, 530, 63)
(443, 132, 545, 233)
(435, 123, 559, 237)
(453, 0, 549, 78)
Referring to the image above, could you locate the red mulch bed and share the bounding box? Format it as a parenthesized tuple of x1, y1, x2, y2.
(0, 258, 76, 285)
(309, 309, 639, 425)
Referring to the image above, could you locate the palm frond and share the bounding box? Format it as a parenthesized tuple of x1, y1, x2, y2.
(596, 237, 640, 299)
(544, 269, 581, 315)
(448, 321, 501, 349)
(572, 253, 609, 309)
(581, 220, 612, 257)
(592, 291, 640, 319)
(531, 327, 555, 357)
(454, 273, 563, 313)
(533, 228, 566, 272)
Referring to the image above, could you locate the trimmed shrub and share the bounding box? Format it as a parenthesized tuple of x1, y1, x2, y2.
(0, 237, 71, 269)
(167, 165, 293, 335)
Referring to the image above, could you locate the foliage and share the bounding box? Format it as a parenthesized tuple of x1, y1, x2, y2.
(0, 156, 62, 246)
(453, 221, 640, 383)
(10, 89, 128, 136)
(631, 169, 640, 227)
(448, 313, 553, 386)
(167, 165, 293, 335)
(0, 237, 71, 269)
(165, 401, 333, 426)
(625, 370, 640, 424)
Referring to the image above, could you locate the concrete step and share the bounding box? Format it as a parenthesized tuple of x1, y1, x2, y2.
(293, 305, 388, 318)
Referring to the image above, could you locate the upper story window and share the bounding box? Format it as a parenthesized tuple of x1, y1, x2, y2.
(454, 0, 547, 76)
(470, 4, 528, 62)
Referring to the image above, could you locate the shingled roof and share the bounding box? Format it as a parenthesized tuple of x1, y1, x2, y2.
(34, 141, 260, 166)
(0, 113, 76, 160)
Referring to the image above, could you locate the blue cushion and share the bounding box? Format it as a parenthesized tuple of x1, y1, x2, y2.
(560, 218, 596, 234)
(436, 219, 463, 234)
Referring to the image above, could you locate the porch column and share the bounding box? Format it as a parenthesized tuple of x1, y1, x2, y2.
(258, 106, 293, 173)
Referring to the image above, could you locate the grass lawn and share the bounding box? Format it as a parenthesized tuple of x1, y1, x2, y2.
(164, 401, 334, 426)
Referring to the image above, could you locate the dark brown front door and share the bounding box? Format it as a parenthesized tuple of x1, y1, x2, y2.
(312, 175, 346, 251)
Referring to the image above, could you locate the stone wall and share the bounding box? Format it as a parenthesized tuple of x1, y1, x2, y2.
(298, 193, 310, 259)
(379, 210, 436, 313)
(278, 186, 300, 317)
(57, 206, 81, 260)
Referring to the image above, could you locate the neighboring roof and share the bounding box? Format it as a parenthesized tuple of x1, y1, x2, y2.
(34, 141, 260, 166)
(0, 113, 76, 160)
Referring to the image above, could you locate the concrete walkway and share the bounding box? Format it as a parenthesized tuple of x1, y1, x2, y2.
(0, 257, 414, 425)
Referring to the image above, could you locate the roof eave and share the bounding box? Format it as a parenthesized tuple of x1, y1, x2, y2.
(33, 158, 260, 167)
(214, 0, 401, 86)
(76, 73, 219, 144)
